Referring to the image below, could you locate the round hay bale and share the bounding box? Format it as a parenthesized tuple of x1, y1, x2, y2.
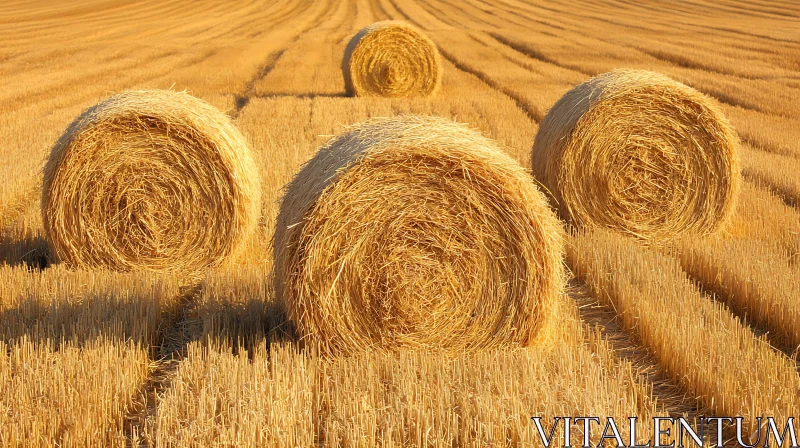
(42, 90, 261, 272)
(343, 20, 442, 98)
(274, 115, 564, 353)
(532, 69, 740, 241)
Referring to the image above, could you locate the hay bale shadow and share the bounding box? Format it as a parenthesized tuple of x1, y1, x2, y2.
(0, 233, 52, 271)
(195, 295, 296, 359)
(0, 293, 161, 350)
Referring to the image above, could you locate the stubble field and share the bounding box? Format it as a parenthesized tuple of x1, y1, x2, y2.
(1, 0, 799, 446)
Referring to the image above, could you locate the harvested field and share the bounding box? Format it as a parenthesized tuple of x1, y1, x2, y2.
(0, 0, 798, 446)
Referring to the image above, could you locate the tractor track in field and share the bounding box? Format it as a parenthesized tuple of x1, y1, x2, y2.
(231, 0, 338, 118)
(743, 170, 800, 209)
(456, 0, 800, 121)
(484, 31, 595, 77)
(123, 282, 204, 447)
(570, 279, 705, 420)
(437, 47, 544, 123)
(386, 0, 545, 123)
(570, 277, 744, 444)
(677, 263, 800, 371)
(232, 47, 292, 115)
(122, 3, 342, 443)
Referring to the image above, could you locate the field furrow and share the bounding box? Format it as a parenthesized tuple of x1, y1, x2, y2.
(569, 230, 800, 423)
(1, 0, 799, 444)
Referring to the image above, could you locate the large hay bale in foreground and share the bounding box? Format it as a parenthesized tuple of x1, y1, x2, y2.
(275, 116, 564, 353)
(43, 90, 261, 272)
(343, 21, 442, 98)
(532, 69, 740, 241)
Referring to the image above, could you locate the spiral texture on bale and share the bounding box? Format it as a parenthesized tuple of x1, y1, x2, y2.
(343, 21, 442, 98)
(42, 90, 261, 272)
(532, 69, 740, 241)
(275, 116, 564, 353)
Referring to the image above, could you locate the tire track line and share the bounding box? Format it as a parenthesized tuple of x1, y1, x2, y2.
(437, 47, 542, 122)
(675, 262, 800, 372)
(232, 0, 337, 117)
(570, 278, 706, 419)
(121, 3, 338, 443)
(123, 282, 204, 447)
(368, 0, 390, 21)
(484, 31, 595, 76)
(743, 172, 800, 209)
(466, 0, 800, 116)
(479, 28, 800, 159)
(386, 0, 542, 122)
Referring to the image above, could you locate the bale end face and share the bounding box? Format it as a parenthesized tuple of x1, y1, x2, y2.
(42, 90, 262, 272)
(343, 21, 442, 98)
(532, 69, 740, 242)
(275, 115, 565, 354)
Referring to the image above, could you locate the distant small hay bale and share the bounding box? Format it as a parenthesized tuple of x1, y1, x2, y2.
(42, 90, 262, 272)
(532, 69, 741, 241)
(343, 20, 442, 98)
(274, 115, 565, 354)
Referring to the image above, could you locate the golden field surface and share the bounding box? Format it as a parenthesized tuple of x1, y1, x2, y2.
(1, 0, 800, 446)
